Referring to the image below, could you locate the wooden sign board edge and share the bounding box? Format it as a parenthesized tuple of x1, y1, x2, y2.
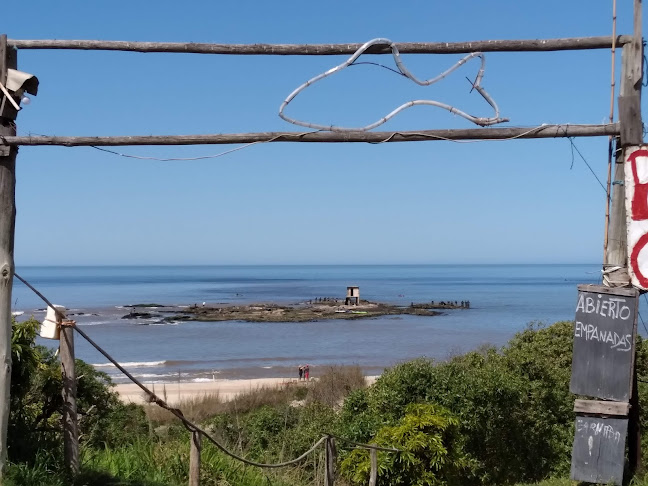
(574, 399, 630, 416)
(577, 284, 638, 297)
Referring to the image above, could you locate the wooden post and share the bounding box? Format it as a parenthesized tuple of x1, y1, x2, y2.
(620, 0, 643, 475)
(369, 447, 378, 486)
(604, 140, 629, 287)
(60, 320, 79, 474)
(189, 430, 201, 486)
(324, 436, 337, 486)
(0, 33, 16, 478)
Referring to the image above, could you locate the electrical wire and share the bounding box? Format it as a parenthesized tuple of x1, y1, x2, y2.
(567, 137, 608, 194)
(369, 124, 548, 144)
(279, 37, 509, 132)
(85, 133, 314, 162)
(90, 139, 278, 162)
(639, 310, 648, 336)
(349, 61, 407, 77)
(642, 294, 648, 336)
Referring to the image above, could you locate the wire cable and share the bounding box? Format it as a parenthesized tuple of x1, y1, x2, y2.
(368, 124, 548, 144)
(13, 272, 399, 468)
(14, 272, 326, 468)
(86, 132, 316, 162)
(567, 137, 608, 194)
(642, 294, 648, 336)
(349, 61, 407, 77)
(63, 124, 611, 161)
(90, 142, 268, 161)
(639, 311, 648, 336)
(279, 37, 509, 132)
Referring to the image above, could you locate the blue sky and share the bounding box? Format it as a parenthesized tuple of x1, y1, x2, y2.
(8, 0, 646, 265)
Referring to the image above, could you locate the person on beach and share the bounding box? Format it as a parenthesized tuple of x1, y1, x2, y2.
(298, 365, 303, 380)
(304, 364, 310, 381)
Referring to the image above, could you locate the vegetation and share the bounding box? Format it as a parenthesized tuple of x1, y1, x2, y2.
(6, 317, 648, 485)
(341, 403, 472, 486)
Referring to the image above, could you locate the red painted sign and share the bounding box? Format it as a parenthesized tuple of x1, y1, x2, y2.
(625, 146, 648, 289)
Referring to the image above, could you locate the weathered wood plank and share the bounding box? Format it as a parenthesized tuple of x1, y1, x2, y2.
(627, 2, 643, 474)
(189, 431, 201, 486)
(0, 124, 621, 148)
(369, 447, 378, 486)
(618, 94, 642, 144)
(60, 320, 79, 474)
(325, 436, 337, 486)
(577, 284, 637, 297)
(8, 36, 632, 55)
(574, 399, 630, 416)
(618, 45, 643, 147)
(0, 35, 15, 479)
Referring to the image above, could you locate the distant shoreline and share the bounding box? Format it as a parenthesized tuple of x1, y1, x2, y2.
(115, 376, 380, 405)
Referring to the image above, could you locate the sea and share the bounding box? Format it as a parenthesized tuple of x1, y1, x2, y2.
(8, 264, 626, 385)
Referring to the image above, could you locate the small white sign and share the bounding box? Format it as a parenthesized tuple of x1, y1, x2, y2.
(625, 145, 648, 289)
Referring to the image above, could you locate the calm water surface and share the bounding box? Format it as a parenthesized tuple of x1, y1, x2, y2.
(11, 264, 604, 383)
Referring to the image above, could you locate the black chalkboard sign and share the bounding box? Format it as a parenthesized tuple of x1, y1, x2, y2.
(570, 415, 628, 485)
(570, 285, 638, 401)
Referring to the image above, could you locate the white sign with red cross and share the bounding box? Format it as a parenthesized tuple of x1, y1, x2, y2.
(625, 145, 648, 289)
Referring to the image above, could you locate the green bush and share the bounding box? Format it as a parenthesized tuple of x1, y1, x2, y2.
(341, 403, 473, 486)
(8, 318, 149, 465)
(338, 321, 582, 485)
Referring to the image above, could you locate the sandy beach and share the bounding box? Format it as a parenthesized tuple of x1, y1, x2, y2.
(115, 376, 379, 405)
(115, 377, 297, 405)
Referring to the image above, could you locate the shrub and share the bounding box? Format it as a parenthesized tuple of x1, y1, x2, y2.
(307, 365, 366, 409)
(8, 318, 149, 465)
(338, 321, 583, 484)
(341, 403, 473, 486)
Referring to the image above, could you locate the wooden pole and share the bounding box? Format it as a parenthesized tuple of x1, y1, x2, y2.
(324, 436, 337, 486)
(7, 36, 632, 55)
(0, 124, 621, 148)
(369, 447, 378, 486)
(60, 320, 79, 475)
(603, 0, 643, 477)
(604, 19, 643, 286)
(0, 34, 16, 478)
(604, 138, 629, 287)
(622, 0, 643, 475)
(189, 430, 201, 486)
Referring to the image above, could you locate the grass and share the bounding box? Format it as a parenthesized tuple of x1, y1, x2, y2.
(81, 437, 300, 486)
(307, 365, 366, 409)
(143, 365, 367, 426)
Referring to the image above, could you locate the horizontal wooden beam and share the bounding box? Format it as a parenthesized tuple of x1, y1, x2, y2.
(577, 284, 639, 297)
(1, 124, 620, 147)
(0, 124, 620, 147)
(574, 399, 630, 416)
(8, 36, 632, 55)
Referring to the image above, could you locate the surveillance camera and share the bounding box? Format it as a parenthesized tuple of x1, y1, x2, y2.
(1, 68, 38, 119)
